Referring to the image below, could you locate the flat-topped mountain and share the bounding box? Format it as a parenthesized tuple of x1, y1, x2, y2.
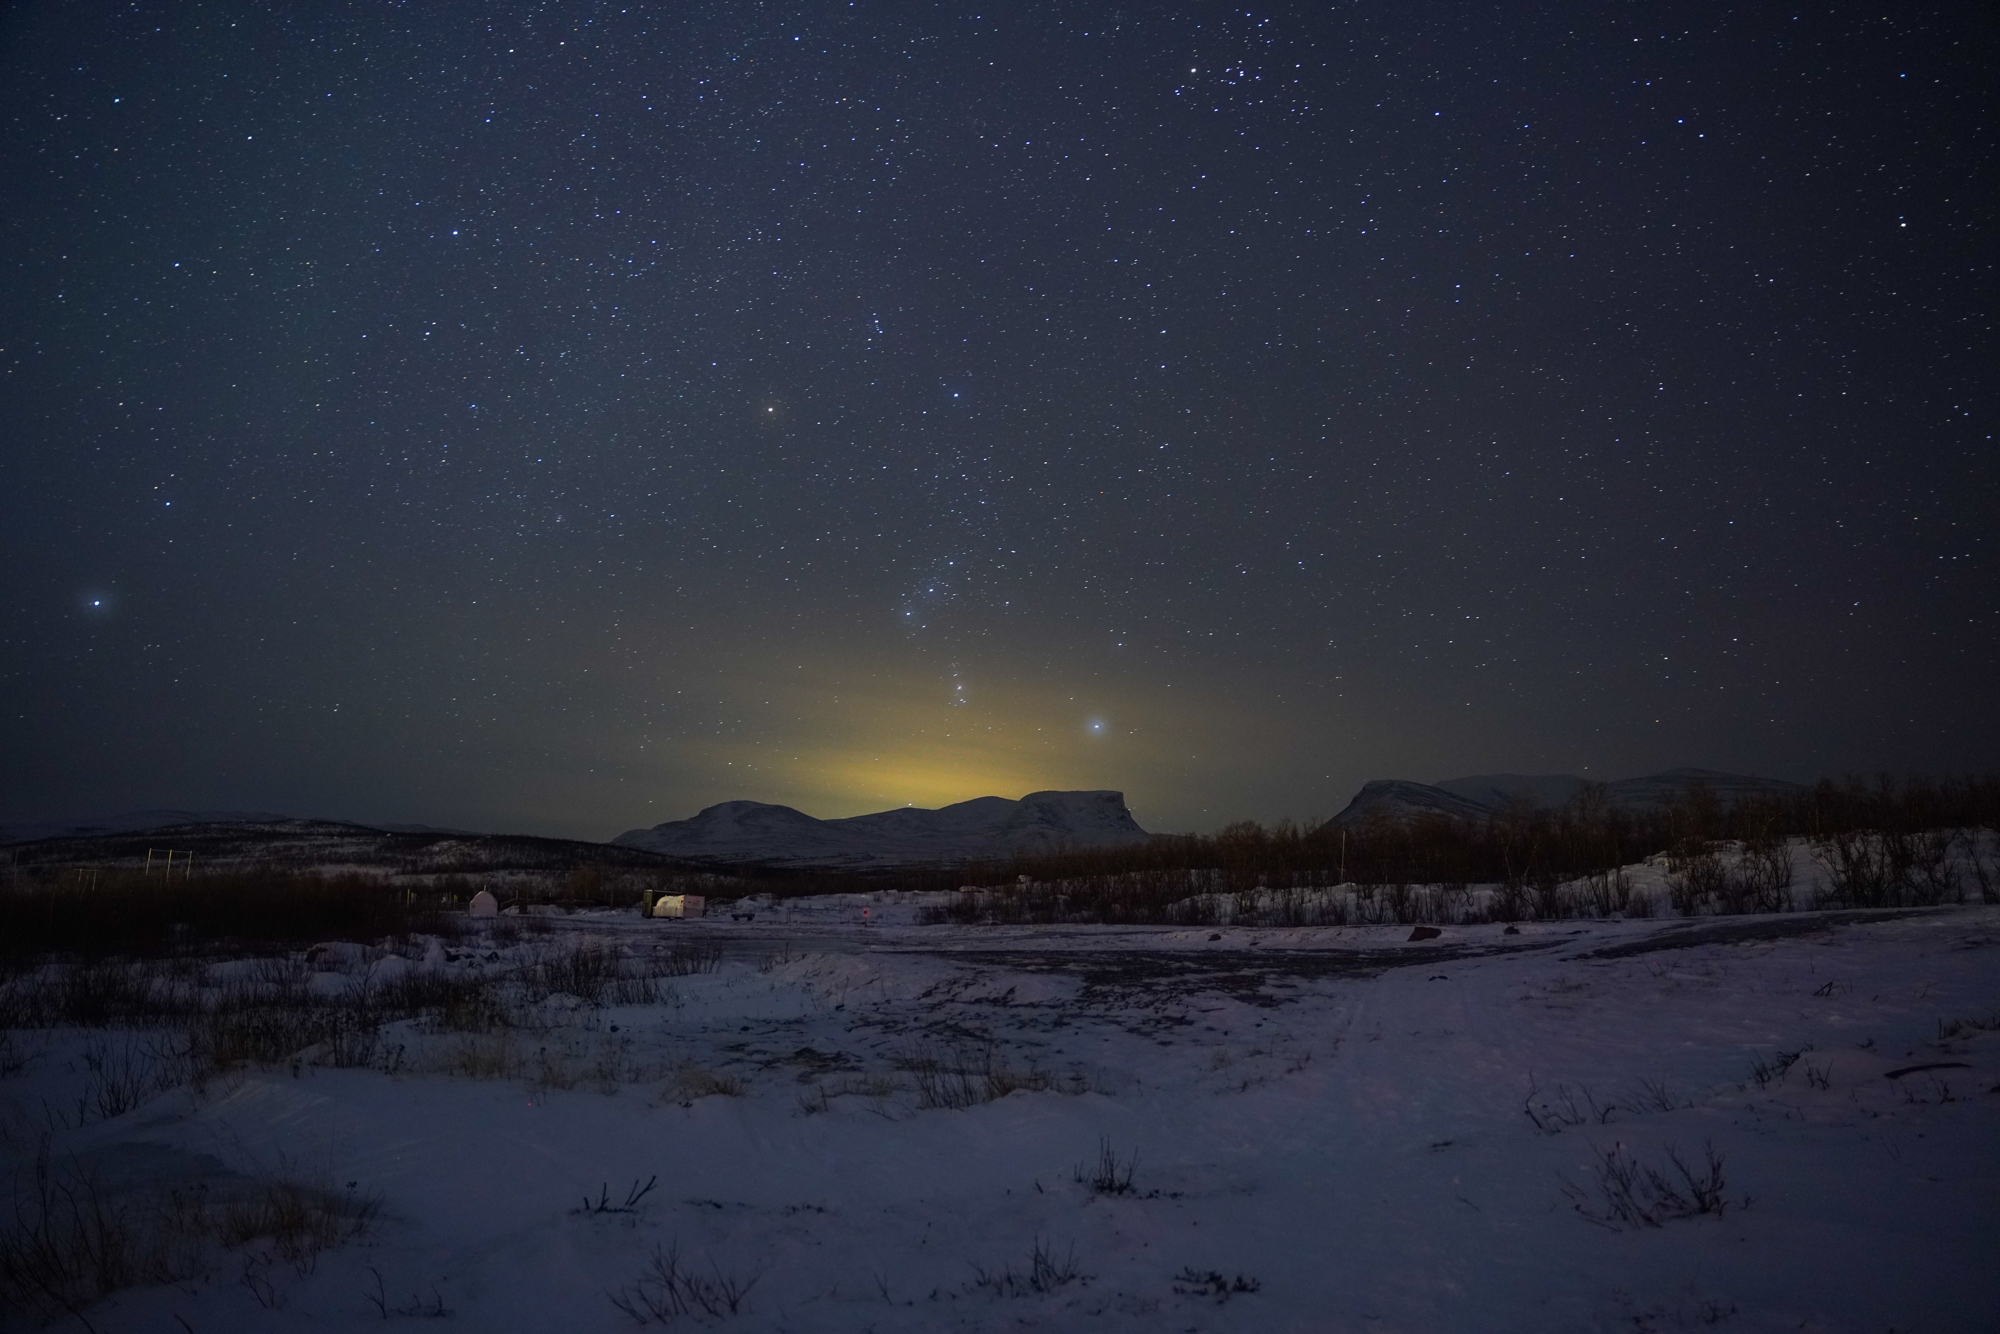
(1330, 767, 1803, 827)
(613, 789, 1150, 868)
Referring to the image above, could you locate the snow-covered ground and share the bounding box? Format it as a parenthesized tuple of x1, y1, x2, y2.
(4, 903, 1997, 1331)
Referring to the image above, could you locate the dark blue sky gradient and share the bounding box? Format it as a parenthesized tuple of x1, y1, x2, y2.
(2, 2, 1993, 836)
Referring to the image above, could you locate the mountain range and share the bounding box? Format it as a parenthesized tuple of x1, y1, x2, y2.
(1327, 767, 1804, 827)
(2, 769, 1803, 870)
(612, 790, 1151, 869)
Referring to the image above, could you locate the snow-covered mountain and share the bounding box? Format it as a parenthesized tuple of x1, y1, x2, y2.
(1330, 767, 1803, 827)
(613, 790, 1151, 868)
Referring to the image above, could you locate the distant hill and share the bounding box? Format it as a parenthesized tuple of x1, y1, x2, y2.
(0, 809, 296, 845)
(2, 817, 682, 877)
(1329, 767, 1804, 827)
(0, 809, 489, 846)
(614, 790, 1151, 869)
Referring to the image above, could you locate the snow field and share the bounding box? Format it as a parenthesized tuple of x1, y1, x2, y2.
(1, 905, 1996, 1331)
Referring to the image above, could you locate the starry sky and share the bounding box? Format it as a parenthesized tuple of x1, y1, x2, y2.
(2, 2, 1993, 839)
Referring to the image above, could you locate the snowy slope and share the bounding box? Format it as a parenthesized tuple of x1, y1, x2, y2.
(613, 790, 1151, 867)
(12, 899, 1997, 1332)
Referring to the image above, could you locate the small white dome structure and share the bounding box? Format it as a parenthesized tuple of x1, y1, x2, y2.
(468, 889, 499, 918)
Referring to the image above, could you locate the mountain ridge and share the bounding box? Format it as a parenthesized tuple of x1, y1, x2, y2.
(1329, 767, 1804, 827)
(613, 789, 1150, 869)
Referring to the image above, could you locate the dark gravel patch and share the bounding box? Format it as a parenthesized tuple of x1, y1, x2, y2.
(1569, 908, 1947, 960)
(913, 939, 1559, 1005)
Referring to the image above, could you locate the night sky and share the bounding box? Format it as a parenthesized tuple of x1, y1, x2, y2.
(2, 3, 1993, 839)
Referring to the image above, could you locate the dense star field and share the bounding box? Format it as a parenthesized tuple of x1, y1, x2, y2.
(1, 2, 1993, 835)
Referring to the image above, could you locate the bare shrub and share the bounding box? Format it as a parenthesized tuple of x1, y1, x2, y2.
(1524, 1077, 1614, 1133)
(0, 1033, 31, 1078)
(1936, 1011, 2000, 1042)
(968, 1238, 1085, 1297)
(896, 1042, 1068, 1109)
(608, 1242, 758, 1323)
(1173, 1268, 1261, 1301)
(1748, 1046, 1810, 1089)
(574, 1177, 657, 1217)
(1527, 869, 1572, 921)
(213, 1180, 378, 1270)
(1664, 841, 1728, 915)
(1624, 1078, 1684, 1114)
(0, 1148, 193, 1326)
(1561, 1141, 1735, 1228)
(520, 945, 620, 1005)
(441, 1034, 517, 1080)
(1076, 1138, 1136, 1196)
(1909, 829, 1961, 903)
(1968, 835, 1998, 904)
(364, 1266, 452, 1319)
(666, 1067, 745, 1101)
(1738, 834, 1794, 912)
(1580, 867, 1633, 918)
(0, 1146, 376, 1326)
(1811, 831, 1897, 908)
(187, 1007, 349, 1080)
(647, 943, 722, 979)
(75, 1035, 191, 1123)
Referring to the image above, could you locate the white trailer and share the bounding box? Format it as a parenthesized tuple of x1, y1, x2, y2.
(648, 892, 706, 919)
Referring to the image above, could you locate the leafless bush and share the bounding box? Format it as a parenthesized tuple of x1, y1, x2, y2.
(1076, 1138, 1136, 1196)
(799, 1071, 897, 1113)
(608, 1242, 758, 1323)
(1624, 1078, 1684, 1114)
(520, 945, 621, 1005)
(1738, 834, 1794, 912)
(0, 1033, 30, 1078)
(666, 1066, 745, 1101)
(74, 1035, 192, 1123)
(364, 1266, 452, 1319)
(1969, 836, 1999, 904)
(0, 1147, 192, 1326)
(0, 1145, 376, 1326)
(1580, 867, 1633, 918)
(968, 1238, 1085, 1297)
(1664, 841, 1729, 915)
(1748, 1046, 1810, 1090)
(1528, 869, 1573, 921)
(1811, 831, 1897, 908)
(212, 1180, 378, 1269)
(1936, 1011, 2000, 1042)
(1561, 1141, 1736, 1228)
(574, 1177, 657, 1216)
(1173, 1268, 1261, 1301)
(1909, 829, 1961, 903)
(1524, 1076, 1614, 1133)
(440, 1033, 516, 1081)
(896, 1042, 1071, 1109)
(646, 943, 722, 978)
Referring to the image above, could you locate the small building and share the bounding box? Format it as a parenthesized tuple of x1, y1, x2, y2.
(646, 892, 706, 919)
